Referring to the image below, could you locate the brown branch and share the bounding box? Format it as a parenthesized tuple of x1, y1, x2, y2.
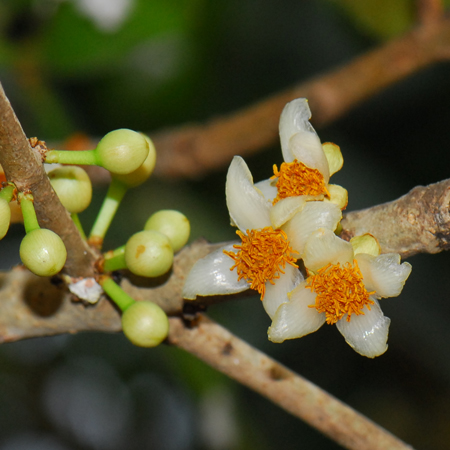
(2, 176, 448, 342)
(1, 176, 448, 448)
(341, 179, 450, 258)
(168, 315, 413, 450)
(0, 238, 414, 450)
(0, 82, 98, 277)
(152, 12, 450, 179)
(416, 0, 445, 25)
(0, 238, 215, 343)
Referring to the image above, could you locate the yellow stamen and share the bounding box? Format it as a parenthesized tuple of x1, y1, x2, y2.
(306, 259, 375, 325)
(271, 159, 329, 204)
(224, 227, 298, 299)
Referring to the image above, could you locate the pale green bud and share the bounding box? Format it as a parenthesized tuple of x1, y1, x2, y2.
(95, 129, 149, 174)
(125, 230, 173, 277)
(0, 198, 11, 240)
(144, 210, 190, 253)
(48, 166, 92, 213)
(112, 135, 156, 188)
(121, 301, 169, 347)
(20, 228, 67, 276)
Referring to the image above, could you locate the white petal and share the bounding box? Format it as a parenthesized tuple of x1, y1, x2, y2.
(226, 156, 271, 232)
(268, 281, 326, 343)
(289, 132, 330, 182)
(182, 243, 249, 299)
(302, 228, 354, 273)
(263, 264, 304, 319)
(270, 196, 307, 229)
(279, 98, 316, 162)
(282, 201, 342, 255)
(336, 299, 390, 358)
(254, 177, 278, 202)
(356, 253, 412, 298)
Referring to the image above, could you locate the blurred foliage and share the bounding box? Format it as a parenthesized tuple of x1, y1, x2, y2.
(327, 0, 450, 39)
(0, 0, 214, 137)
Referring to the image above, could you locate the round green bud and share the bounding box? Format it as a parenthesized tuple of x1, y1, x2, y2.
(125, 230, 173, 277)
(144, 210, 190, 253)
(48, 166, 92, 213)
(95, 129, 149, 175)
(112, 135, 156, 188)
(0, 198, 11, 240)
(20, 228, 67, 276)
(121, 301, 169, 347)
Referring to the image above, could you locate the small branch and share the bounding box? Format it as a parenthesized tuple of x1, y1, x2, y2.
(152, 12, 450, 179)
(341, 179, 450, 258)
(416, 0, 445, 26)
(0, 238, 215, 343)
(2, 177, 450, 342)
(168, 315, 413, 450)
(0, 81, 98, 277)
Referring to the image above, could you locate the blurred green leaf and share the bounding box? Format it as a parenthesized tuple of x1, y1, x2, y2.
(41, 0, 203, 78)
(327, 0, 450, 40)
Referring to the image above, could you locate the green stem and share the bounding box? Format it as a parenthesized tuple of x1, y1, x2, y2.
(19, 193, 40, 233)
(89, 179, 128, 243)
(71, 213, 86, 240)
(0, 184, 15, 202)
(103, 245, 126, 272)
(45, 149, 98, 166)
(100, 276, 135, 312)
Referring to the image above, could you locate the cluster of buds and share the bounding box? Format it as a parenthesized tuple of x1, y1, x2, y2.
(183, 99, 411, 358)
(0, 129, 190, 348)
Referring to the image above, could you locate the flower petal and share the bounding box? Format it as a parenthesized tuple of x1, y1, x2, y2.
(302, 227, 354, 273)
(262, 264, 304, 319)
(182, 243, 249, 299)
(289, 132, 330, 182)
(254, 177, 278, 202)
(270, 196, 308, 229)
(282, 201, 342, 255)
(350, 234, 380, 257)
(324, 184, 348, 210)
(356, 253, 412, 298)
(226, 156, 271, 232)
(336, 299, 390, 358)
(279, 98, 316, 162)
(268, 281, 326, 343)
(322, 142, 343, 176)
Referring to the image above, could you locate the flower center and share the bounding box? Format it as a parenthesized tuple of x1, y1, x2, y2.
(306, 260, 375, 325)
(224, 226, 298, 299)
(271, 159, 329, 204)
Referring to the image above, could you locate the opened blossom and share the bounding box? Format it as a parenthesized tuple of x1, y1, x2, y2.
(255, 98, 348, 223)
(182, 156, 342, 314)
(268, 229, 412, 358)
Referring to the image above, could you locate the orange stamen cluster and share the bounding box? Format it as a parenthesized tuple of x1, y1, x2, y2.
(224, 227, 298, 300)
(271, 159, 329, 204)
(306, 259, 375, 325)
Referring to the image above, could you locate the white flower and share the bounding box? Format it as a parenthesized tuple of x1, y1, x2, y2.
(183, 156, 342, 318)
(268, 229, 412, 358)
(255, 98, 347, 215)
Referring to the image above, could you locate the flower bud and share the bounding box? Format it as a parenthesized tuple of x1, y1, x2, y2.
(144, 210, 190, 253)
(0, 198, 11, 240)
(121, 301, 169, 347)
(48, 166, 92, 213)
(20, 228, 67, 276)
(112, 135, 156, 188)
(125, 230, 173, 277)
(95, 129, 149, 174)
